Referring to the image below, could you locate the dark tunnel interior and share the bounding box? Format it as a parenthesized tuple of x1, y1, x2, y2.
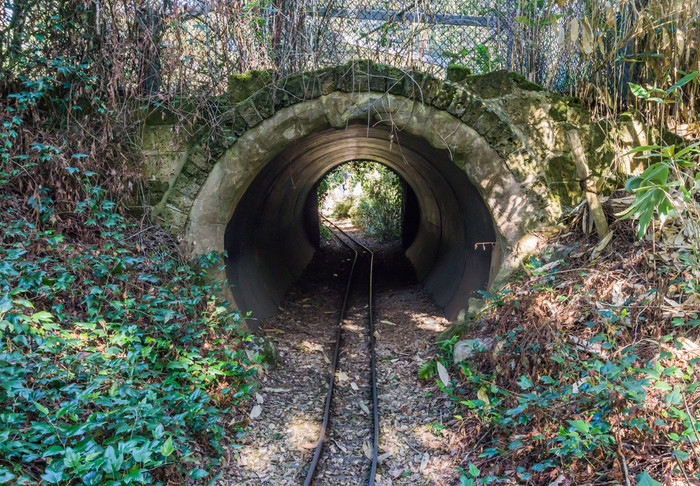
(224, 123, 499, 323)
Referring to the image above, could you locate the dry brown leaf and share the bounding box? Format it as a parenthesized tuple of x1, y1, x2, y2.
(570, 18, 580, 44)
(363, 442, 373, 460)
(419, 452, 430, 472)
(477, 388, 490, 406)
(249, 405, 262, 420)
(436, 361, 450, 387)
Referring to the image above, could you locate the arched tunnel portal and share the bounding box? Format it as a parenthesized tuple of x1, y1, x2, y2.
(183, 90, 545, 328)
(225, 124, 499, 321)
(143, 66, 603, 329)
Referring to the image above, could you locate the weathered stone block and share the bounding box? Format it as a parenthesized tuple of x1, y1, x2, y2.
(470, 109, 501, 135)
(228, 69, 272, 103)
(272, 86, 292, 109)
(544, 153, 581, 207)
(171, 177, 201, 202)
(230, 111, 249, 137)
(549, 99, 569, 122)
(237, 99, 263, 128)
(181, 160, 205, 180)
(159, 204, 188, 231)
(371, 64, 404, 94)
(282, 73, 308, 101)
(309, 67, 337, 97)
(431, 82, 457, 110)
(188, 148, 212, 171)
(251, 89, 275, 119)
(446, 64, 472, 84)
(147, 179, 169, 205)
(446, 88, 474, 118)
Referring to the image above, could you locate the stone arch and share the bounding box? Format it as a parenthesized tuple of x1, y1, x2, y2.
(141, 61, 602, 322)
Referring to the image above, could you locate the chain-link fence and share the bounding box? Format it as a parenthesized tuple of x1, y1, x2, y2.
(300, 0, 587, 89)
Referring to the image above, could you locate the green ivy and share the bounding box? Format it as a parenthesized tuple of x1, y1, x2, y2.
(0, 183, 253, 485)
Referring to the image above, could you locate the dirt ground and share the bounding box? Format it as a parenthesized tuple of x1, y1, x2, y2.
(215, 220, 463, 485)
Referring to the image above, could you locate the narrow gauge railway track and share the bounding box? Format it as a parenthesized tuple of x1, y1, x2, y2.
(303, 215, 379, 486)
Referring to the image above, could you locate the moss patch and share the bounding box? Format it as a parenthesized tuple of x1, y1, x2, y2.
(228, 69, 273, 103)
(446, 64, 472, 84)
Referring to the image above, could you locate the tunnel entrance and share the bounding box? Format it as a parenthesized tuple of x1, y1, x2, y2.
(150, 66, 593, 330)
(224, 123, 498, 324)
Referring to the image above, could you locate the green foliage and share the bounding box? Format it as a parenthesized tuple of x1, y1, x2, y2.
(320, 162, 403, 241)
(332, 198, 355, 219)
(417, 336, 458, 381)
(352, 164, 402, 241)
(427, 249, 700, 484)
(319, 223, 333, 241)
(0, 183, 253, 485)
(621, 72, 700, 239)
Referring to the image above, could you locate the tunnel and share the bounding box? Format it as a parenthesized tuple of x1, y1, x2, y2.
(224, 123, 499, 322)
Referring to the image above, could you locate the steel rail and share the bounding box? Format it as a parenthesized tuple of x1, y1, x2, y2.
(302, 217, 360, 486)
(302, 214, 378, 486)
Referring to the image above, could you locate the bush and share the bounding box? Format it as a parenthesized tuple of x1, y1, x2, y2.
(352, 166, 402, 241)
(332, 197, 355, 218)
(0, 183, 254, 485)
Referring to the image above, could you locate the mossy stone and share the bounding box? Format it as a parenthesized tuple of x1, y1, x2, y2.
(251, 89, 274, 119)
(230, 111, 249, 137)
(545, 153, 581, 207)
(447, 89, 475, 118)
(431, 83, 457, 110)
(247, 335, 280, 367)
(446, 64, 472, 84)
(228, 69, 273, 103)
(237, 99, 263, 127)
(148, 179, 169, 204)
(508, 72, 545, 92)
(549, 99, 569, 122)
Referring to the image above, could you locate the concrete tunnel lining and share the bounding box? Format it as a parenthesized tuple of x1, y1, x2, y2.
(183, 91, 545, 328)
(224, 124, 497, 322)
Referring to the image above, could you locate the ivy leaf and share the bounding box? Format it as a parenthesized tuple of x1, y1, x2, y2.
(0, 469, 16, 484)
(63, 448, 81, 469)
(569, 419, 590, 435)
(189, 468, 209, 479)
(41, 461, 65, 484)
(132, 443, 152, 464)
(103, 446, 124, 474)
(517, 375, 533, 390)
(636, 471, 662, 486)
(33, 400, 50, 416)
(664, 386, 683, 405)
(160, 437, 174, 457)
(0, 294, 12, 314)
(654, 381, 672, 391)
(673, 449, 690, 461)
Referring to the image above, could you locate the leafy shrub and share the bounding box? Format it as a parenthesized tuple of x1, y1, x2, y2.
(332, 197, 355, 218)
(351, 165, 402, 241)
(0, 183, 254, 485)
(620, 71, 700, 240)
(422, 233, 700, 485)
